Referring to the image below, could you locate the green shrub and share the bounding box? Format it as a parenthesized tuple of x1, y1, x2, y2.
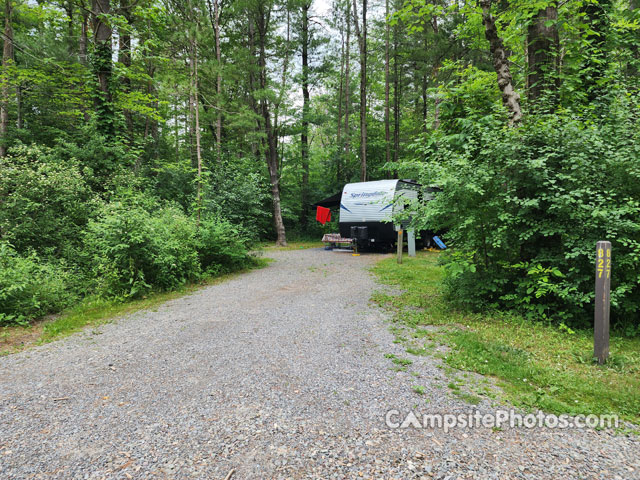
(83, 199, 201, 298)
(196, 216, 253, 275)
(202, 157, 272, 241)
(410, 101, 640, 331)
(0, 243, 76, 326)
(0, 144, 97, 258)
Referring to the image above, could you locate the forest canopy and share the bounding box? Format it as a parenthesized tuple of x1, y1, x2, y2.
(0, 0, 638, 332)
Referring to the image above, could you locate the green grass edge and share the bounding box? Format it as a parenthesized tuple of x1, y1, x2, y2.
(371, 251, 640, 428)
(1, 256, 273, 355)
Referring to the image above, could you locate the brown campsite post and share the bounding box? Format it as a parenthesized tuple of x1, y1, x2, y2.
(397, 229, 403, 264)
(594, 241, 611, 365)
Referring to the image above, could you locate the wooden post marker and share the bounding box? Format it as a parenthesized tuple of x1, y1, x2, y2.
(397, 229, 403, 264)
(594, 241, 611, 365)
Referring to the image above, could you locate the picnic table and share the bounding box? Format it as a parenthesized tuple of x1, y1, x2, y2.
(321, 233, 353, 247)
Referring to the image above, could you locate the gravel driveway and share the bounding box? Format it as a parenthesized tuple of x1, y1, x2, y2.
(1, 249, 638, 479)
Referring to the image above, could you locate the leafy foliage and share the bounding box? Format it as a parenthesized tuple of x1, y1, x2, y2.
(0, 144, 97, 258)
(197, 216, 254, 275)
(0, 243, 76, 326)
(411, 100, 640, 330)
(81, 193, 254, 299)
(82, 198, 201, 298)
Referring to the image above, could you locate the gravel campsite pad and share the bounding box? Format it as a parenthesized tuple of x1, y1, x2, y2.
(1, 249, 638, 479)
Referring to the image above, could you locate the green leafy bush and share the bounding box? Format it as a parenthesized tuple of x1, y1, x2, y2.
(83, 198, 201, 298)
(411, 102, 640, 331)
(197, 216, 253, 275)
(0, 243, 76, 326)
(0, 144, 97, 258)
(202, 157, 272, 241)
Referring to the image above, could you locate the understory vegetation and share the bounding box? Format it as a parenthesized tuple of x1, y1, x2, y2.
(0, 0, 639, 345)
(0, 145, 256, 327)
(373, 252, 640, 426)
(406, 103, 640, 333)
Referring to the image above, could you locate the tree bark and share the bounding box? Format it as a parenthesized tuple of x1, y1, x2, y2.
(79, 9, 89, 65)
(480, 0, 522, 125)
(15, 83, 20, 130)
(421, 27, 428, 132)
(63, 2, 75, 56)
(629, 0, 640, 77)
(336, 16, 345, 185)
(431, 15, 441, 130)
(273, 6, 291, 197)
(344, 0, 351, 177)
(527, 6, 558, 103)
(174, 92, 179, 156)
(188, 56, 195, 167)
(91, 0, 113, 135)
(207, 0, 223, 161)
(300, 2, 311, 226)
(393, 51, 400, 169)
(119, 0, 134, 143)
(352, 0, 367, 181)
(0, 0, 13, 157)
(384, 0, 391, 167)
(192, 36, 202, 227)
(580, 0, 611, 103)
(255, 4, 287, 246)
(392, 8, 399, 169)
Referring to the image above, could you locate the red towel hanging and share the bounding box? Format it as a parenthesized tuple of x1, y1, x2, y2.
(316, 206, 331, 225)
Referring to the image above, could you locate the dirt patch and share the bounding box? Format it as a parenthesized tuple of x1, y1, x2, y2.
(0, 315, 57, 354)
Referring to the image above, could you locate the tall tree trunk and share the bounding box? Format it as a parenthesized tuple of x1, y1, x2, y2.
(64, 2, 75, 56)
(91, 0, 113, 136)
(431, 15, 441, 130)
(192, 36, 203, 227)
(480, 0, 522, 125)
(336, 17, 345, 185)
(629, 0, 640, 77)
(300, 2, 310, 226)
(580, 0, 611, 103)
(273, 6, 291, 196)
(174, 93, 179, 155)
(79, 10, 89, 65)
(119, 0, 134, 143)
(421, 28, 428, 132)
(384, 0, 391, 167)
(527, 5, 559, 103)
(393, 51, 400, 169)
(148, 67, 159, 153)
(207, 0, 223, 161)
(255, 5, 287, 246)
(352, 0, 367, 181)
(0, 0, 13, 157)
(344, 0, 351, 176)
(188, 58, 195, 168)
(142, 22, 159, 161)
(15, 83, 20, 130)
(247, 18, 260, 160)
(421, 74, 428, 130)
(392, 10, 399, 169)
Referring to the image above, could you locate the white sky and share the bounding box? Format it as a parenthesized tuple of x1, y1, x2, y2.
(314, 0, 332, 18)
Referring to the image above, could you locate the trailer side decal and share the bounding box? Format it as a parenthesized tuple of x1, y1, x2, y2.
(340, 203, 352, 213)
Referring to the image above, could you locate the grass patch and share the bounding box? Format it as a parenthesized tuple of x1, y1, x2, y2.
(372, 251, 640, 425)
(1, 257, 271, 355)
(412, 385, 426, 395)
(260, 240, 323, 251)
(457, 392, 483, 405)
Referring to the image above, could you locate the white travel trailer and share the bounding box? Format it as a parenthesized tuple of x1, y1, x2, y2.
(313, 179, 440, 250)
(338, 179, 421, 249)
